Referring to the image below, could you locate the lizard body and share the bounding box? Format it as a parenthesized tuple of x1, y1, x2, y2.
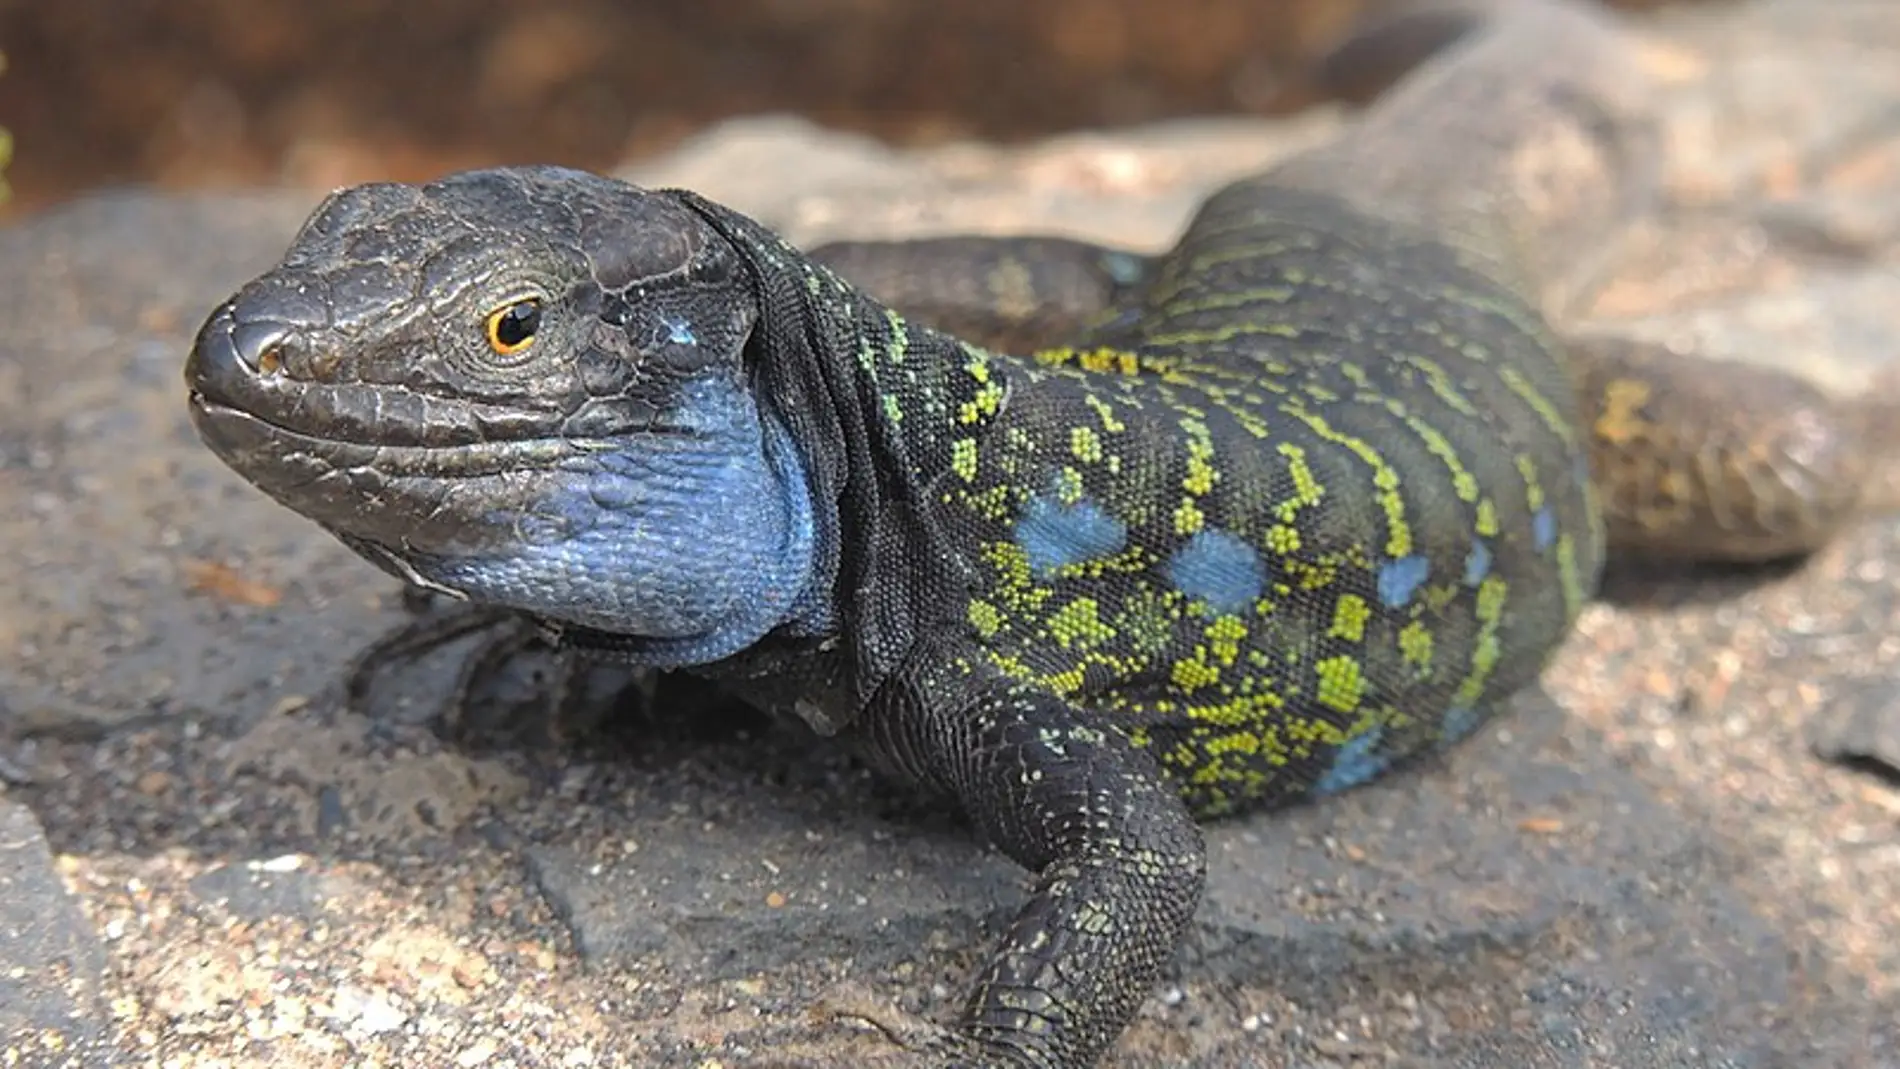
(181, 2, 1873, 1065)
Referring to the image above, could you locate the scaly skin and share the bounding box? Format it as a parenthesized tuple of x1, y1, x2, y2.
(179, 2, 1867, 1066)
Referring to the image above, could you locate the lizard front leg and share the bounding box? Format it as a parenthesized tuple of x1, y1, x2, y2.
(850, 649, 1206, 1068)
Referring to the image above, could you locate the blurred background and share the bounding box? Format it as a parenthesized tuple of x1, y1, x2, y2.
(0, 0, 1691, 217)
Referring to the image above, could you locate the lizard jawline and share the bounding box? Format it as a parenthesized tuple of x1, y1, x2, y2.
(187, 393, 691, 481)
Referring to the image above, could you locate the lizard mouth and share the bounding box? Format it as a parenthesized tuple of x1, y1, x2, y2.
(185, 392, 583, 480)
(183, 302, 574, 460)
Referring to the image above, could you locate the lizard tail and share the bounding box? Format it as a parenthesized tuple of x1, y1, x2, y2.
(1269, 0, 1662, 316)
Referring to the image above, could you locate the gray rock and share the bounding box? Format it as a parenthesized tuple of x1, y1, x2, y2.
(1808, 676, 1900, 780)
(1192, 690, 1793, 1067)
(186, 857, 367, 925)
(0, 797, 109, 1065)
(0, 191, 412, 739)
(522, 688, 1800, 1066)
(525, 805, 1018, 976)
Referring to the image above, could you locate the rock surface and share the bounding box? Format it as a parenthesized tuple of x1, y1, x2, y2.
(2, 2, 1899, 1067)
(0, 798, 108, 1062)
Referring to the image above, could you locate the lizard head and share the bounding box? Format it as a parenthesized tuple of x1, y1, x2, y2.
(185, 166, 824, 665)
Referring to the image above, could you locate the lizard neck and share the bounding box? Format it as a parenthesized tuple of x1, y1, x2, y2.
(674, 191, 1009, 711)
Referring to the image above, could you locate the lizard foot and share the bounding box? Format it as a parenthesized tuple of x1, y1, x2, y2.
(344, 593, 638, 748)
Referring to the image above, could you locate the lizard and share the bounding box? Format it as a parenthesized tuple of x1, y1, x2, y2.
(180, 1, 1879, 1065)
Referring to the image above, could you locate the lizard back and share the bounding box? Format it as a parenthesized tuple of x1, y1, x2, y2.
(933, 179, 1604, 817)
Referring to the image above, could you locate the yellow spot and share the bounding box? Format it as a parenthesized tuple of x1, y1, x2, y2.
(1183, 454, 1217, 495)
(1200, 731, 1260, 757)
(1206, 615, 1247, 665)
(1557, 532, 1590, 623)
(1115, 589, 1180, 657)
(1593, 377, 1653, 446)
(1085, 394, 1126, 434)
(1171, 652, 1220, 692)
(1276, 442, 1324, 519)
(985, 649, 1037, 683)
(1048, 597, 1113, 649)
(1403, 415, 1479, 502)
(1044, 666, 1086, 696)
(1086, 349, 1140, 377)
(959, 484, 1014, 522)
(1499, 364, 1578, 446)
(1143, 321, 1300, 348)
(1398, 621, 1434, 670)
(1037, 346, 1147, 377)
(885, 308, 908, 363)
(983, 540, 1032, 588)
(1515, 454, 1546, 511)
(1055, 466, 1085, 505)
(1315, 655, 1364, 714)
(957, 379, 1003, 425)
(1266, 524, 1301, 554)
(881, 393, 903, 424)
(1070, 426, 1103, 464)
(1475, 498, 1500, 538)
(1173, 499, 1205, 536)
(967, 599, 1003, 639)
(1476, 573, 1508, 621)
(1329, 595, 1369, 642)
(1280, 403, 1413, 557)
(1452, 574, 1510, 707)
(952, 438, 978, 483)
(976, 381, 1005, 419)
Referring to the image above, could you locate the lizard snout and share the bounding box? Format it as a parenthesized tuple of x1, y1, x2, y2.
(186, 277, 346, 413)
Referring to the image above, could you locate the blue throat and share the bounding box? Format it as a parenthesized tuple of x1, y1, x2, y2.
(412, 377, 832, 669)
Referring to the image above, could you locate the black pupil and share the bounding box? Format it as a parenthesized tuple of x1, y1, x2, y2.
(495, 302, 540, 347)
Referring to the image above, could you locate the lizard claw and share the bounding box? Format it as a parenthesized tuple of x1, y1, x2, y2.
(813, 986, 1023, 1068)
(343, 592, 641, 749)
(707, 988, 1005, 1069)
(816, 985, 954, 1048)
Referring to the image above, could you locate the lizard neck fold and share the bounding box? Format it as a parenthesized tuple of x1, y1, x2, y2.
(675, 191, 1010, 710)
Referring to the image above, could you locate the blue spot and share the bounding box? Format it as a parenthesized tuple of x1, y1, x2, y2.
(1532, 506, 1558, 552)
(1099, 251, 1149, 287)
(1463, 539, 1492, 586)
(663, 316, 697, 345)
(1014, 494, 1128, 578)
(1377, 554, 1431, 608)
(1167, 529, 1266, 615)
(1440, 704, 1484, 745)
(587, 472, 644, 510)
(1313, 726, 1391, 796)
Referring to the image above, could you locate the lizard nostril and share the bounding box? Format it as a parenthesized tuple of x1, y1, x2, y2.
(230, 320, 295, 377)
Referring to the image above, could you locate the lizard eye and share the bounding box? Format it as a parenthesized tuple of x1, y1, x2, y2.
(484, 299, 542, 358)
